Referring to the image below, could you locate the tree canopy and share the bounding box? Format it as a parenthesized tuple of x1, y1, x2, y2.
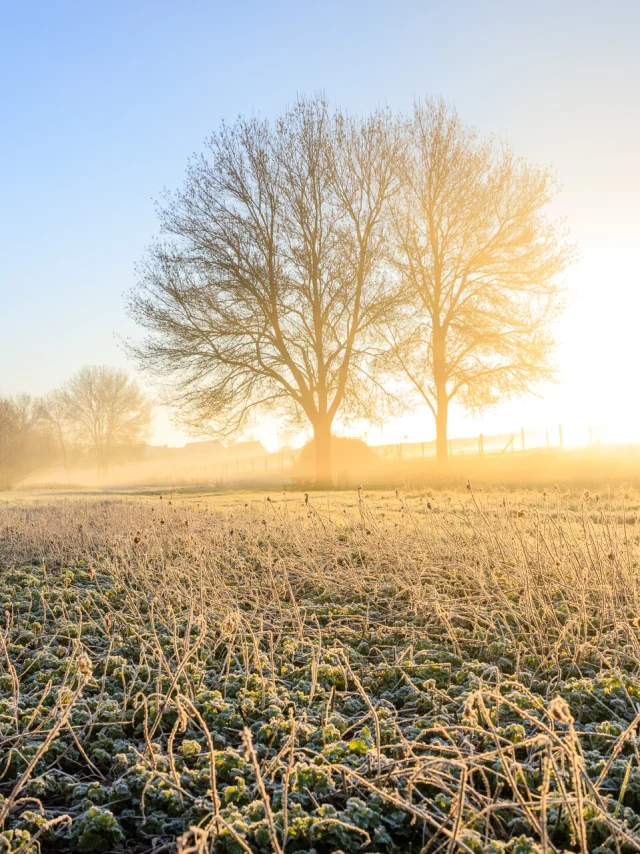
(0, 395, 53, 489)
(57, 366, 152, 473)
(385, 100, 575, 458)
(129, 96, 574, 478)
(128, 97, 403, 485)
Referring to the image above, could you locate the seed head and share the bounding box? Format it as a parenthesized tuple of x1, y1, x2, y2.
(77, 653, 93, 678)
(177, 702, 189, 733)
(222, 614, 236, 634)
(548, 695, 573, 725)
(461, 693, 478, 725)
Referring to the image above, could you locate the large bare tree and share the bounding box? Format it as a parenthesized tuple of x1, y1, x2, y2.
(387, 100, 576, 460)
(127, 97, 403, 486)
(59, 366, 152, 473)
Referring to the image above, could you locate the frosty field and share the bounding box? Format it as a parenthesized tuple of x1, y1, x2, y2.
(2, 487, 640, 853)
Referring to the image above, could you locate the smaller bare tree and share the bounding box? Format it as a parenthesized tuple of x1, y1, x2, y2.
(43, 390, 78, 474)
(387, 100, 576, 460)
(59, 366, 152, 474)
(0, 395, 54, 488)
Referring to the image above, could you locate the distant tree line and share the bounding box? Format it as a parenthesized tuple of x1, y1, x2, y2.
(0, 366, 151, 489)
(128, 96, 575, 485)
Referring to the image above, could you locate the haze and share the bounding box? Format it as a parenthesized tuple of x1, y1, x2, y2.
(5, 9, 640, 851)
(1, 0, 639, 450)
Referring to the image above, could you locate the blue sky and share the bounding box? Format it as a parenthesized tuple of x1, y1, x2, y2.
(1, 0, 639, 447)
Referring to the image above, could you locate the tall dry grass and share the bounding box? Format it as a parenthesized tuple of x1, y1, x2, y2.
(1, 488, 640, 851)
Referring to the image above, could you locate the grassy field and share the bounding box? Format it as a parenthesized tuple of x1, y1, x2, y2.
(2, 486, 640, 852)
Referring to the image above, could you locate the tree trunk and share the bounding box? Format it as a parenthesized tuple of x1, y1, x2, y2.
(435, 395, 448, 462)
(314, 419, 333, 488)
(433, 327, 449, 462)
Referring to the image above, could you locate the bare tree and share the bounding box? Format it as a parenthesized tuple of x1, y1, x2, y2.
(59, 366, 152, 473)
(43, 389, 77, 473)
(127, 97, 403, 486)
(0, 395, 53, 488)
(386, 100, 576, 460)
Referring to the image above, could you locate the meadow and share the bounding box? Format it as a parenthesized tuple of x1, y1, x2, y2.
(2, 485, 640, 852)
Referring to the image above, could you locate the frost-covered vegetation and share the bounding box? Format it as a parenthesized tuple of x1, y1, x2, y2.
(2, 488, 640, 853)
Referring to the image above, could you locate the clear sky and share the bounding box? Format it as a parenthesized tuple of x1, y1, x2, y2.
(1, 0, 639, 449)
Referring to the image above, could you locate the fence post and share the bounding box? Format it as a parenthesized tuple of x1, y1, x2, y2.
(521, 427, 525, 452)
(558, 424, 563, 449)
(546, 429, 549, 447)
(421, 442, 425, 458)
(478, 433, 484, 455)
(511, 434, 515, 453)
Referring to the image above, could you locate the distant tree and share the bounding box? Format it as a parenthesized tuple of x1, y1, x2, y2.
(43, 389, 78, 473)
(127, 97, 403, 487)
(0, 395, 53, 488)
(59, 367, 152, 473)
(386, 100, 576, 460)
